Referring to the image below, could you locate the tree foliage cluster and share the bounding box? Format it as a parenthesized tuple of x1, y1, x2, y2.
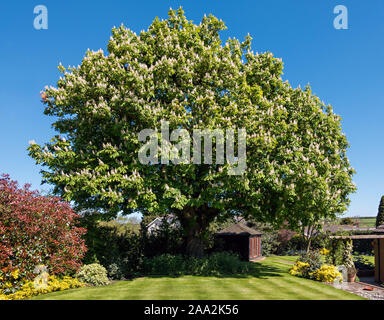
(28, 8, 356, 255)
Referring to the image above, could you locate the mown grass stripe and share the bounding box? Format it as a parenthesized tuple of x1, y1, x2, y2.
(218, 279, 254, 299)
(277, 274, 359, 300)
(244, 277, 290, 300)
(32, 258, 365, 300)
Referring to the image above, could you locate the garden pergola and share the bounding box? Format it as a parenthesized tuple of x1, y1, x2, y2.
(330, 227, 384, 283)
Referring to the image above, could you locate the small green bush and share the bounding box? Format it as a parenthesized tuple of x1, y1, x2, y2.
(199, 252, 250, 275)
(107, 262, 125, 280)
(340, 217, 355, 225)
(297, 250, 323, 277)
(76, 264, 110, 286)
(142, 254, 185, 276)
(142, 252, 251, 276)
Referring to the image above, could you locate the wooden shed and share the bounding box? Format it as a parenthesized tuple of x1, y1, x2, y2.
(214, 223, 263, 261)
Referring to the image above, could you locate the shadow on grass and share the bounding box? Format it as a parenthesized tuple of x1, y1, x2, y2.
(140, 262, 285, 280)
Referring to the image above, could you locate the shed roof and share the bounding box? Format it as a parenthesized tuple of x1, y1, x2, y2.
(216, 223, 262, 236)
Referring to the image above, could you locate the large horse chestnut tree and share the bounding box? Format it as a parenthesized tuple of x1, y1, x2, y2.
(28, 8, 355, 256)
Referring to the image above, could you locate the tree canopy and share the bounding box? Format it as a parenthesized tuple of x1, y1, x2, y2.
(28, 8, 356, 255)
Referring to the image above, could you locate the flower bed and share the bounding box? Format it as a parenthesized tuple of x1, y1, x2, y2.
(289, 249, 342, 283)
(0, 274, 84, 300)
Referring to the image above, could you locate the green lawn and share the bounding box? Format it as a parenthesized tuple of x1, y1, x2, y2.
(32, 256, 365, 300)
(356, 217, 376, 228)
(356, 255, 375, 264)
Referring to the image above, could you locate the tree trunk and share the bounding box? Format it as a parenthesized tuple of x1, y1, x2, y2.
(306, 237, 312, 253)
(186, 236, 205, 258)
(304, 224, 316, 253)
(177, 205, 218, 258)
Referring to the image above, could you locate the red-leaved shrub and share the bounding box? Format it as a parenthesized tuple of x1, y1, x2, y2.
(0, 174, 87, 279)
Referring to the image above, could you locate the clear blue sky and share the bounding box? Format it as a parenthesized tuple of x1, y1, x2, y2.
(0, 0, 383, 217)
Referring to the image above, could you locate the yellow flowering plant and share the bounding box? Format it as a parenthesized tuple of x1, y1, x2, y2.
(289, 261, 310, 277)
(290, 250, 342, 283)
(0, 275, 85, 300)
(319, 248, 330, 255)
(309, 264, 343, 283)
(10, 269, 19, 279)
(0, 264, 85, 300)
(0, 267, 23, 295)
